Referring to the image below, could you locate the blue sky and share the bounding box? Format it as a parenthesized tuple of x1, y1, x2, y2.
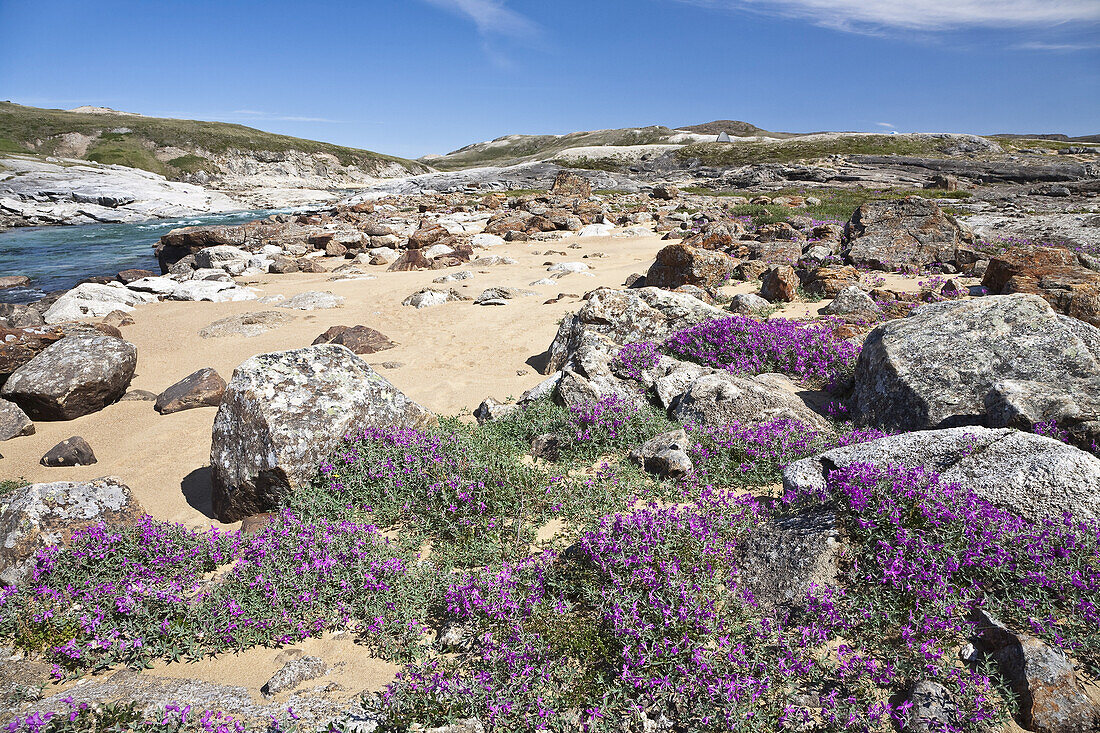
(1, 0, 1098, 159)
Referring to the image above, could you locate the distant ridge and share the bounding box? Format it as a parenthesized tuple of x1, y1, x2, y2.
(992, 133, 1100, 143)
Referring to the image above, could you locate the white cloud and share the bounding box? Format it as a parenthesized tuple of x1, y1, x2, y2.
(420, 0, 537, 37)
(1015, 41, 1100, 51)
(676, 0, 1100, 32)
(876, 122, 895, 128)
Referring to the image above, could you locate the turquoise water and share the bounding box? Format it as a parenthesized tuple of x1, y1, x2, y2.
(0, 210, 274, 304)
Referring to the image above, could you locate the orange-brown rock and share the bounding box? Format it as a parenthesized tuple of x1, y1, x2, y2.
(646, 244, 738, 290)
(982, 245, 1100, 327)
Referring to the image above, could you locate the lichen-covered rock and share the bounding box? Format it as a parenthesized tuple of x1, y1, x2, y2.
(782, 426, 1100, 523)
(982, 244, 1100, 327)
(42, 283, 157, 324)
(759, 265, 799, 303)
(669, 371, 831, 432)
(210, 345, 436, 522)
(543, 288, 728, 374)
(822, 285, 881, 317)
(550, 170, 591, 199)
(851, 294, 1100, 448)
(629, 429, 693, 479)
(0, 326, 66, 381)
(0, 398, 33, 441)
(277, 291, 345, 311)
(900, 680, 959, 733)
(844, 197, 972, 272)
(1, 333, 137, 420)
(311, 325, 397, 355)
(970, 610, 1100, 733)
(0, 477, 144, 585)
(645, 243, 737, 290)
(155, 368, 227, 414)
(737, 508, 840, 612)
(728, 292, 773, 315)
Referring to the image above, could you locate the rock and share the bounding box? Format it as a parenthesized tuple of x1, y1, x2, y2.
(311, 325, 397, 355)
(651, 184, 678, 200)
(474, 287, 538, 304)
(101, 310, 135, 328)
(116, 269, 154, 284)
(646, 244, 737, 290)
(0, 326, 66, 381)
(783, 427, 1100, 523)
(822, 286, 881, 317)
(210, 345, 436, 522)
(474, 398, 519, 424)
(434, 271, 474, 283)
(471, 233, 505, 248)
(548, 262, 590, 274)
(669, 371, 831, 431)
(801, 265, 860, 298)
(407, 222, 451, 250)
(42, 283, 157, 324)
(277, 292, 345, 311)
(901, 681, 959, 733)
(0, 477, 144, 585)
(684, 223, 739, 251)
(1, 333, 137, 420)
(550, 170, 591, 198)
(120, 389, 157, 401)
(544, 287, 728, 374)
(844, 198, 972, 272)
(154, 368, 226, 414)
(387, 249, 438, 272)
(368, 247, 398, 265)
(0, 399, 33, 441)
(324, 241, 348, 258)
(199, 311, 294, 339)
(297, 259, 328, 274)
(851, 295, 1100, 449)
(0, 276, 31, 290)
(469, 255, 517, 267)
(970, 610, 1099, 733)
(164, 279, 257, 303)
(40, 436, 97, 467)
(629, 429, 693, 478)
(423, 244, 456, 259)
(728, 293, 773, 315)
(268, 256, 299, 274)
(401, 288, 467, 309)
(735, 261, 769, 282)
(193, 245, 253, 275)
(981, 245, 1100, 327)
(0, 303, 45, 329)
(760, 265, 799, 302)
(261, 656, 328, 697)
(155, 225, 247, 271)
(737, 508, 839, 611)
(578, 223, 613, 237)
(530, 433, 562, 462)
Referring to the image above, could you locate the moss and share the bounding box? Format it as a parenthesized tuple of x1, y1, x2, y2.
(86, 139, 168, 176)
(166, 153, 217, 175)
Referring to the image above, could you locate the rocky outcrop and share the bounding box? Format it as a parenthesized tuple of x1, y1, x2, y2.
(543, 288, 727, 374)
(154, 368, 226, 414)
(981, 245, 1100, 327)
(843, 197, 972, 272)
(210, 345, 436, 522)
(850, 295, 1100, 448)
(0, 477, 144, 585)
(550, 170, 592, 199)
(782, 427, 1100, 523)
(1, 333, 137, 420)
(645, 243, 737, 290)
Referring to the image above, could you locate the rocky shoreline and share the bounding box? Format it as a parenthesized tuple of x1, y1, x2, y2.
(0, 166, 1099, 730)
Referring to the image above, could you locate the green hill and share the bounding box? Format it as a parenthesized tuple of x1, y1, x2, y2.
(0, 102, 430, 179)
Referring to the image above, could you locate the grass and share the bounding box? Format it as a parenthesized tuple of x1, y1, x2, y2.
(166, 153, 218, 175)
(683, 186, 972, 225)
(0, 101, 429, 179)
(560, 156, 626, 172)
(0, 478, 28, 496)
(677, 134, 964, 167)
(988, 136, 1100, 152)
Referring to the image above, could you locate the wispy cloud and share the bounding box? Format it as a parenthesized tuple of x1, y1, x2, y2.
(675, 1, 1100, 33)
(875, 122, 895, 129)
(420, 0, 537, 37)
(231, 109, 344, 123)
(1014, 40, 1100, 52)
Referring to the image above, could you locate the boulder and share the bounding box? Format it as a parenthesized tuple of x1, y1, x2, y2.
(629, 429, 693, 479)
(544, 287, 728, 374)
(981, 245, 1100, 327)
(0, 477, 144, 585)
(116, 269, 155, 284)
(760, 265, 799, 302)
(669, 371, 832, 432)
(402, 288, 467, 309)
(844, 197, 972, 272)
(0, 326, 66, 381)
(42, 283, 157, 324)
(155, 225, 247, 271)
(0, 276, 31, 290)
(0, 398, 33, 441)
(851, 295, 1100, 448)
(387, 249, 438, 272)
(736, 508, 839, 611)
(645, 243, 737, 290)
(550, 170, 591, 199)
(728, 293, 773, 315)
(311, 325, 397, 355)
(261, 656, 329, 698)
(801, 265, 860, 298)
(40, 436, 97, 467)
(193, 245, 253, 275)
(782, 427, 1100, 523)
(474, 287, 538, 305)
(822, 286, 881, 317)
(155, 368, 227, 414)
(407, 222, 451, 250)
(1, 333, 137, 420)
(0, 303, 45, 329)
(198, 311, 294, 339)
(970, 610, 1099, 733)
(210, 345, 436, 522)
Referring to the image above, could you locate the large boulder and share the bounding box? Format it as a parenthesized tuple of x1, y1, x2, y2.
(843, 197, 972, 272)
(210, 345, 436, 522)
(0, 398, 33, 441)
(669, 371, 832, 432)
(155, 368, 227, 414)
(0, 326, 66, 382)
(311, 325, 397, 355)
(851, 295, 1100, 448)
(42, 283, 157, 324)
(982, 244, 1100, 327)
(1, 333, 137, 420)
(543, 288, 728, 374)
(0, 477, 144, 585)
(645, 243, 737, 290)
(783, 426, 1100, 523)
(155, 224, 248, 272)
(550, 170, 591, 199)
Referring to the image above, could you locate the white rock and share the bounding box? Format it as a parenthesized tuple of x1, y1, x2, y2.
(578, 224, 613, 237)
(259, 244, 284, 256)
(548, 262, 590, 274)
(423, 244, 455, 259)
(194, 245, 253, 275)
(529, 278, 556, 286)
(44, 283, 157, 323)
(278, 291, 345, 310)
(472, 233, 505, 248)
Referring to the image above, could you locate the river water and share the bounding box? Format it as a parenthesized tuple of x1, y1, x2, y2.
(0, 210, 277, 304)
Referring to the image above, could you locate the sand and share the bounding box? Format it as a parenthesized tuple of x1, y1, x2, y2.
(0, 230, 943, 531)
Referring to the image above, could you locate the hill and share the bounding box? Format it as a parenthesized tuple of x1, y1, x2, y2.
(675, 119, 797, 138)
(0, 102, 430, 182)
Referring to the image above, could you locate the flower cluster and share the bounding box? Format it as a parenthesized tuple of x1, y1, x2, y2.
(611, 342, 660, 382)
